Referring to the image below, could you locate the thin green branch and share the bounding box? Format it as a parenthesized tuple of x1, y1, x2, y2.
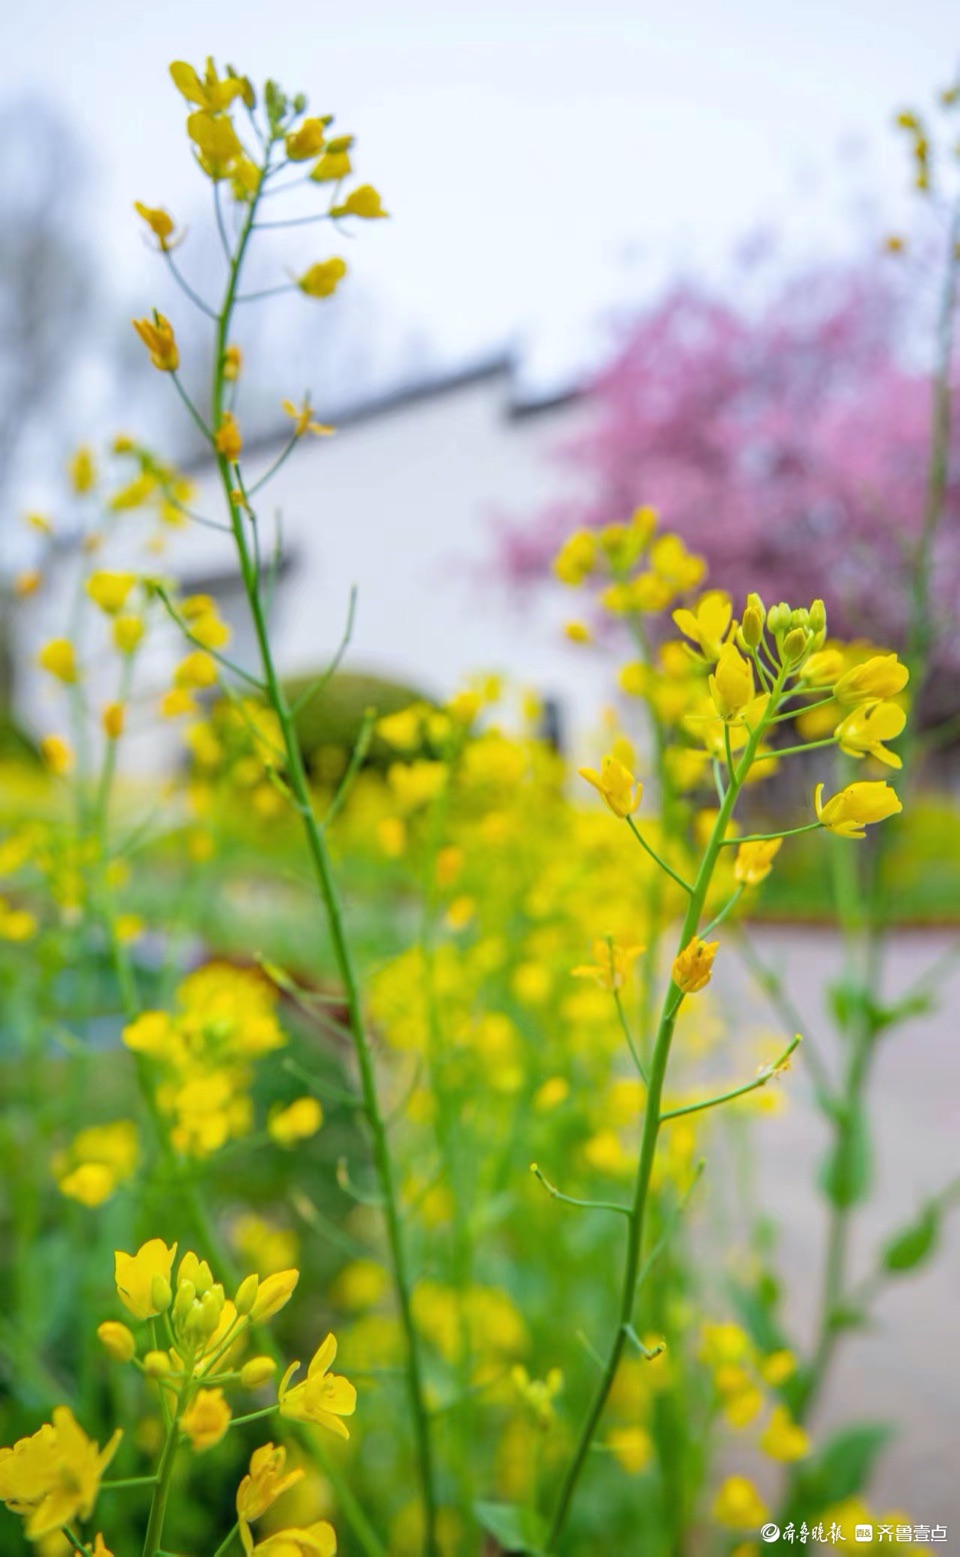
(530, 1162, 631, 1217)
(659, 1033, 801, 1122)
(626, 815, 693, 894)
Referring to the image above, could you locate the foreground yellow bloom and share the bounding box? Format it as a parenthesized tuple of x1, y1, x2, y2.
(132, 312, 179, 372)
(553, 529, 597, 585)
(187, 109, 245, 179)
(282, 397, 333, 437)
(834, 652, 909, 707)
(237, 1443, 305, 1549)
(311, 135, 354, 183)
(0, 1408, 122, 1540)
(733, 837, 782, 886)
(69, 446, 96, 495)
(331, 183, 388, 219)
(285, 117, 330, 161)
(712, 1474, 768, 1530)
(760, 1404, 810, 1461)
(835, 699, 906, 768)
(170, 57, 248, 112)
(40, 735, 74, 775)
(181, 1388, 231, 1451)
(37, 638, 77, 684)
(814, 780, 902, 839)
(248, 1524, 337, 1556)
(278, 1334, 357, 1437)
(268, 1097, 324, 1148)
(672, 590, 731, 661)
(708, 642, 754, 720)
(215, 411, 243, 462)
(113, 613, 145, 654)
(297, 258, 347, 298)
(572, 937, 645, 992)
(86, 570, 136, 615)
(672, 936, 718, 994)
(578, 754, 643, 818)
(114, 1238, 177, 1320)
(134, 201, 180, 250)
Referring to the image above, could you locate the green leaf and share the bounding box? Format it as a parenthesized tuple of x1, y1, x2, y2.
(819, 1107, 871, 1209)
(881, 1202, 939, 1273)
(474, 1500, 548, 1554)
(786, 1423, 894, 1520)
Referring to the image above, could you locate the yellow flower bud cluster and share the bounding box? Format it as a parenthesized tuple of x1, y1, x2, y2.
(121, 962, 288, 1157)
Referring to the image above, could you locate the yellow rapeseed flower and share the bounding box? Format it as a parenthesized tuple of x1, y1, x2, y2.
(236, 1442, 305, 1542)
(169, 57, 249, 112)
(181, 1389, 231, 1452)
(114, 1238, 177, 1320)
(282, 397, 333, 437)
(214, 411, 243, 462)
(712, 1475, 768, 1529)
(672, 590, 732, 662)
(278, 1333, 357, 1437)
(247, 1524, 338, 1556)
(577, 754, 643, 818)
(133, 202, 180, 250)
(86, 570, 136, 615)
(14, 568, 42, 597)
(760, 1404, 810, 1461)
(733, 837, 782, 885)
(814, 781, 902, 839)
(249, 1268, 300, 1322)
(331, 183, 388, 219)
(186, 110, 245, 180)
(835, 700, 906, 768)
(553, 530, 597, 585)
(113, 614, 145, 654)
(0, 1407, 122, 1541)
(132, 313, 179, 372)
(40, 735, 74, 775)
(834, 652, 909, 707)
(311, 134, 354, 183)
(708, 642, 754, 721)
(572, 937, 645, 992)
(38, 638, 77, 684)
(69, 446, 97, 495)
(268, 1097, 324, 1148)
(672, 936, 718, 994)
(297, 258, 347, 298)
(285, 117, 331, 161)
(174, 650, 218, 690)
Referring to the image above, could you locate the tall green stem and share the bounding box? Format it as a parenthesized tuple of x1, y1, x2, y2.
(205, 140, 439, 1555)
(546, 704, 773, 1551)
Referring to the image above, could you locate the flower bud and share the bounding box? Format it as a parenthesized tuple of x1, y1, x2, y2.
(97, 1321, 136, 1363)
(781, 627, 809, 665)
(197, 1286, 225, 1339)
(740, 605, 764, 650)
(809, 599, 826, 633)
(150, 1274, 173, 1313)
(235, 1273, 260, 1316)
(767, 602, 790, 637)
(240, 1355, 277, 1389)
(249, 1268, 300, 1322)
(143, 1349, 172, 1379)
(173, 1280, 196, 1323)
(746, 591, 765, 620)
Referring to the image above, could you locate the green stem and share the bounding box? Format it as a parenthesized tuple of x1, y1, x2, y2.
(213, 1524, 241, 1557)
(205, 142, 438, 1557)
(142, 1370, 191, 1557)
(546, 683, 777, 1551)
(626, 816, 693, 894)
(659, 1033, 800, 1122)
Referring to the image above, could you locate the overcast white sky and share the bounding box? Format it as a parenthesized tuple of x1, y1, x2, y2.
(3, 0, 957, 387)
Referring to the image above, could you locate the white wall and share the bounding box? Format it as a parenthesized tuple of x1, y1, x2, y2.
(14, 370, 620, 773)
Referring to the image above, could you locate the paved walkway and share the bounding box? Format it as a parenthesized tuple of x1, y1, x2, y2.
(712, 927, 960, 1533)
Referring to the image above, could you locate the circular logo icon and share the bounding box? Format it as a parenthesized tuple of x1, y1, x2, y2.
(761, 1525, 781, 1544)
